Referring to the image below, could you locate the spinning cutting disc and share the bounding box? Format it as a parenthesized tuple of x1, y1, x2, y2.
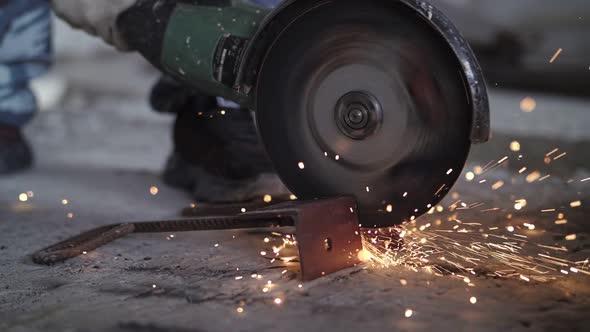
(255, 0, 472, 227)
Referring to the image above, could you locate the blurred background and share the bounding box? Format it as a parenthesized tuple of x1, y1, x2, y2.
(431, 0, 590, 96)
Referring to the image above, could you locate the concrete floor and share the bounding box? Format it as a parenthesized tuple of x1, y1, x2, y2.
(1, 42, 589, 331)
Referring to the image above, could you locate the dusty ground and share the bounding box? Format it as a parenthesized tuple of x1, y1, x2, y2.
(1, 29, 589, 332)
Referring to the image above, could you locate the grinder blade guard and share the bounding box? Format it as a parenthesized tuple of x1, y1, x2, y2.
(252, 0, 489, 227)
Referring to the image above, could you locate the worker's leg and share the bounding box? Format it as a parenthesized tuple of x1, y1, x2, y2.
(151, 76, 289, 202)
(0, 0, 52, 174)
(152, 0, 289, 202)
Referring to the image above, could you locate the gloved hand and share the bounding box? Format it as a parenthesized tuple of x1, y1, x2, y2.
(51, 0, 136, 50)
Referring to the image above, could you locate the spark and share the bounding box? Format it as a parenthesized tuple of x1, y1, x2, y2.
(520, 97, 536, 112)
(289, 195, 298, 200)
(18, 193, 28, 202)
(509, 141, 521, 152)
(360, 220, 588, 284)
(526, 171, 541, 183)
(446, 169, 453, 175)
(465, 172, 475, 181)
(581, 177, 590, 182)
(263, 194, 272, 203)
(434, 184, 447, 196)
(274, 298, 282, 305)
(553, 152, 567, 160)
(149, 186, 159, 196)
(555, 219, 568, 225)
(570, 201, 582, 208)
(474, 166, 483, 175)
(470, 296, 477, 304)
(545, 148, 559, 157)
(62, 199, 68, 205)
(404, 309, 413, 318)
(565, 234, 577, 241)
(518, 167, 527, 174)
(298, 162, 305, 170)
(491, 181, 504, 190)
(260, 251, 267, 256)
(241, 208, 247, 213)
(400, 278, 408, 286)
(523, 223, 536, 230)
(538, 174, 551, 182)
(386, 205, 393, 213)
(549, 48, 563, 63)
(236, 307, 244, 313)
(67, 213, 74, 219)
(497, 156, 509, 164)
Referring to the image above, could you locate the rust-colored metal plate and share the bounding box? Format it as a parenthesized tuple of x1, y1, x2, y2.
(240, 197, 362, 281)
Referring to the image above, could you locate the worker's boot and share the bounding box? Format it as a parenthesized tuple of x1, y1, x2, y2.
(0, 124, 33, 175)
(151, 76, 289, 202)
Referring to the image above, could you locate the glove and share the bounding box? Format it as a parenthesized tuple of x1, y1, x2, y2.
(51, 0, 136, 50)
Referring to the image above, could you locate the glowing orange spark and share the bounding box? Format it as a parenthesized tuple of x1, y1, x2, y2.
(549, 48, 563, 63)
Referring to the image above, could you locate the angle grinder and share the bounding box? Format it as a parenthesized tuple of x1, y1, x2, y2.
(118, 0, 490, 228)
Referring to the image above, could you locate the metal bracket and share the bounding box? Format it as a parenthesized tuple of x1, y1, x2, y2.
(240, 197, 362, 281)
(33, 197, 362, 281)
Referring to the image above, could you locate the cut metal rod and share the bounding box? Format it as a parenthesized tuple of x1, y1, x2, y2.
(32, 197, 362, 281)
